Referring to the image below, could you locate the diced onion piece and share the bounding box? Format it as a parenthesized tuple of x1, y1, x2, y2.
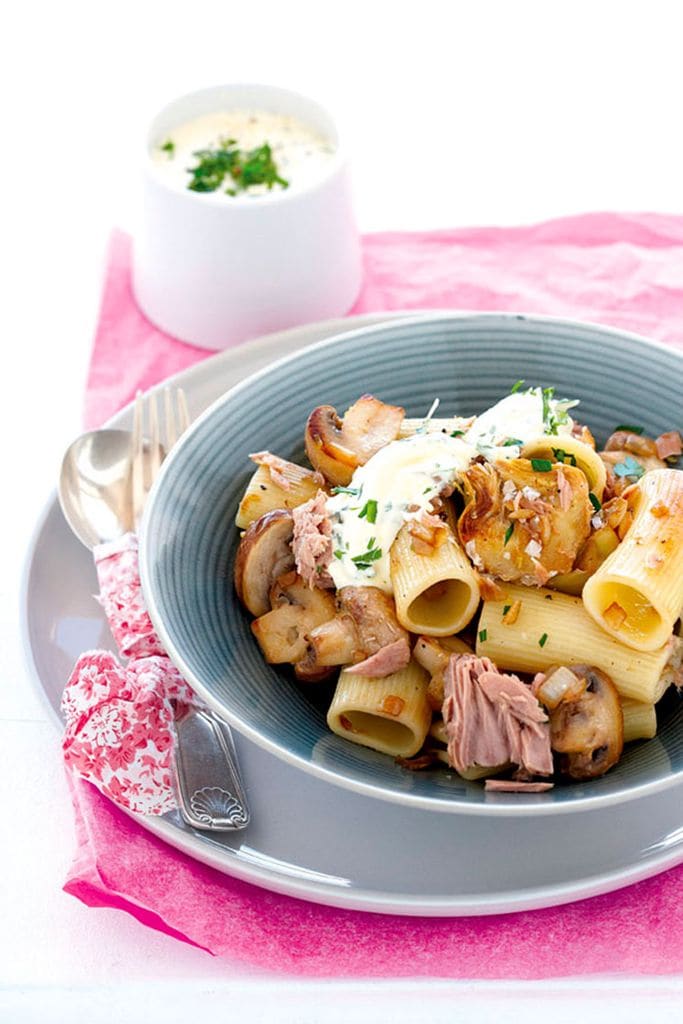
(604, 601, 628, 630)
(536, 665, 587, 710)
(502, 599, 522, 625)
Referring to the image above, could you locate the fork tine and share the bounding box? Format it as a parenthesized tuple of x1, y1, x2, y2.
(176, 388, 191, 434)
(148, 391, 161, 482)
(163, 387, 177, 450)
(131, 390, 145, 529)
(129, 387, 192, 533)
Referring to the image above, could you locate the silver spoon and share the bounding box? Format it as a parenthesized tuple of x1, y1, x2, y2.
(58, 426, 250, 832)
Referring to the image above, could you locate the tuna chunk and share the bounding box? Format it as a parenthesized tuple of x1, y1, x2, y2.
(346, 638, 411, 677)
(484, 779, 554, 793)
(292, 491, 334, 588)
(442, 654, 553, 777)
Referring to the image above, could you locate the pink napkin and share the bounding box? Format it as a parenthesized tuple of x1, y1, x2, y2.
(69, 212, 683, 977)
(85, 213, 683, 429)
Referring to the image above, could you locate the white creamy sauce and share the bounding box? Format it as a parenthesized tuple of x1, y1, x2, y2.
(325, 389, 579, 593)
(464, 391, 574, 460)
(326, 433, 472, 592)
(152, 109, 335, 196)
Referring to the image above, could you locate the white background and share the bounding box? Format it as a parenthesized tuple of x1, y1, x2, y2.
(3, 0, 683, 1019)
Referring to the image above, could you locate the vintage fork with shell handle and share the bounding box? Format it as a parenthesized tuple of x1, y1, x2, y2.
(59, 387, 250, 832)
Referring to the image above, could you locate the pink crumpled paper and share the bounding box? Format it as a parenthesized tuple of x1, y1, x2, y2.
(68, 212, 683, 977)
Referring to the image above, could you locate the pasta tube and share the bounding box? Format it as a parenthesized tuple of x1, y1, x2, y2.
(522, 434, 607, 500)
(583, 469, 683, 651)
(235, 461, 322, 529)
(327, 660, 431, 757)
(476, 583, 673, 703)
(390, 519, 480, 636)
(621, 698, 657, 743)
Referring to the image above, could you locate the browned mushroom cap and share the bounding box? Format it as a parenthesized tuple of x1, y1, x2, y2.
(251, 572, 336, 670)
(304, 395, 404, 486)
(603, 431, 658, 458)
(547, 665, 624, 780)
(234, 509, 295, 617)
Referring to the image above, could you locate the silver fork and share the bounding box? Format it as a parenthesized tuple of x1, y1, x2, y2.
(131, 387, 191, 527)
(131, 387, 250, 832)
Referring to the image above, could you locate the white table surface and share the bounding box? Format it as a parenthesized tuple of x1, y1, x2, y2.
(4, 1, 683, 1019)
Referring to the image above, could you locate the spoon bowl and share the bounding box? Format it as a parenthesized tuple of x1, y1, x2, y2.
(59, 429, 163, 549)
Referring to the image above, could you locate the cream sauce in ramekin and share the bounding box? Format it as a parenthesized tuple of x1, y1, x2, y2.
(152, 109, 335, 196)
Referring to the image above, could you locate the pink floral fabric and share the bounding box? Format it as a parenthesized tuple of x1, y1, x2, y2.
(94, 533, 164, 659)
(63, 535, 199, 815)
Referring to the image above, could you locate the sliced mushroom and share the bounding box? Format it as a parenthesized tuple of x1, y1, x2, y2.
(413, 635, 473, 709)
(234, 509, 295, 616)
(294, 614, 361, 684)
(603, 431, 658, 458)
(308, 614, 362, 667)
(304, 395, 404, 486)
(543, 664, 624, 779)
(295, 586, 411, 679)
(338, 586, 409, 653)
(251, 571, 335, 667)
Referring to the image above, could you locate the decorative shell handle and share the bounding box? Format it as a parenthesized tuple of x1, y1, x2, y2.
(174, 708, 250, 831)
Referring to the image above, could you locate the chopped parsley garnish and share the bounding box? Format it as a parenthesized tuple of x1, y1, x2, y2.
(614, 456, 645, 480)
(423, 486, 432, 494)
(552, 447, 577, 466)
(331, 485, 360, 496)
(358, 499, 378, 523)
(351, 546, 383, 570)
(502, 605, 511, 616)
(504, 522, 514, 545)
(511, 379, 525, 393)
(541, 386, 555, 433)
(541, 385, 574, 435)
(539, 633, 549, 648)
(334, 549, 344, 560)
(160, 139, 175, 157)
(450, 429, 465, 437)
(187, 138, 289, 194)
(349, 537, 383, 570)
(614, 424, 644, 435)
(502, 438, 524, 447)
(589, 492, 602, 512)
(233, 142, 289, 192)
(530, 458, 553, 472)
(479, 629, 488, 643)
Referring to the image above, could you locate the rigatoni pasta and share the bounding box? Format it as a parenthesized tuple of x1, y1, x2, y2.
(327, 660, 431, 757)
(522, 434, 607, 500)
(235, 458, 323, 529)
(621, 698, 658, 743)
(390, 519, 480, 636)
(583, 469, 683, 651)
(476, 583, 673, 703)
(233, 385, 683, 790)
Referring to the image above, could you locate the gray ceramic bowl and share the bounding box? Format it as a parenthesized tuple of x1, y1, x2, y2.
(140, 312, 683, 815)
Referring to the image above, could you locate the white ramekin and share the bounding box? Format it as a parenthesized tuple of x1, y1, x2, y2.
(131, 83, 362, 351)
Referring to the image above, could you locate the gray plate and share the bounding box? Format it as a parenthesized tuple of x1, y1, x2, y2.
(21, 313, 683, 915)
